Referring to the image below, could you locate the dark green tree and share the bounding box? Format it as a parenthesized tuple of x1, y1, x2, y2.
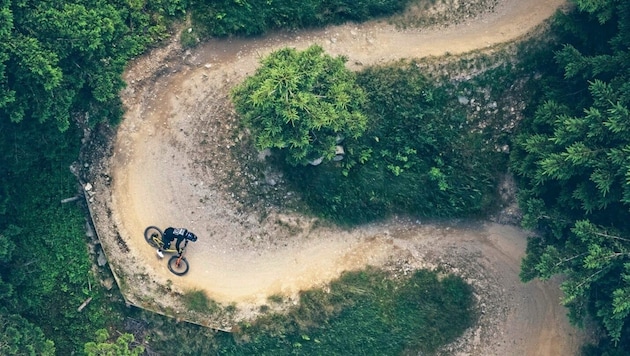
(0, 313, 55, 356)
(232, 45, 368, 166)
(511, 0, 630, 346)
(1, 0, 182, 130)
(84, 329, 144, 356)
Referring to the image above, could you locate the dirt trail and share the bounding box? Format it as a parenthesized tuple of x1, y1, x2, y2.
(87, 0, 592, 353)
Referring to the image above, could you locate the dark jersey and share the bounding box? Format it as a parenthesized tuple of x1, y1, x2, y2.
(162, 227, 188, 251)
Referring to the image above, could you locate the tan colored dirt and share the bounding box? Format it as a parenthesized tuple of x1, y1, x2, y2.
(86, 0, 594, 353)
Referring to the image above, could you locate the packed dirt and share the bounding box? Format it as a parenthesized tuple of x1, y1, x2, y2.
(82, 0, 595, 353)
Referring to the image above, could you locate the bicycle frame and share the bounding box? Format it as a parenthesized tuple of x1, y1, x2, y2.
(149, 233, 186, 255)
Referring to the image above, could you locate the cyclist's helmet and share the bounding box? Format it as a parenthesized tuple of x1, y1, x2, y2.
(185, 232, 198, 241)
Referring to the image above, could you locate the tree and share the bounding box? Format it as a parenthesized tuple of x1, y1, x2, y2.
(84, 329, 144, 356)
(231, 45, 368, 166)
(1, 0, 181, 130)
(511, 0, 630, 346)
(0, 313, 55, 356)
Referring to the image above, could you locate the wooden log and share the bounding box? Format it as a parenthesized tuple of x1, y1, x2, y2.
(61, 196, 80, 204)
(77, 297, 93, 312)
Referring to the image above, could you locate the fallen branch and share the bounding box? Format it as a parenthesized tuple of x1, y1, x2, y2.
(61, 196, 80, 204)
(77, 297, 93, 312)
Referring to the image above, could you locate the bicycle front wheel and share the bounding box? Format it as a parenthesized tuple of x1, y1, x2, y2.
(144, 226, 163, 248)
(168, 256, 189, 276)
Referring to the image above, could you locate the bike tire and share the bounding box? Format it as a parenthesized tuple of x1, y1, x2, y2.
(168, 256, 189, 276)
(144, 226, 163, 248)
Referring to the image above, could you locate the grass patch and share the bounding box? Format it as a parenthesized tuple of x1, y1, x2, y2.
(220, 267, 475, 355)
(181, 289, 217, 313)
(267, 294, 284, 304)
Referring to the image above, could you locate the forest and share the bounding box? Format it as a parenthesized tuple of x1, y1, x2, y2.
(1, 0, 629, 354)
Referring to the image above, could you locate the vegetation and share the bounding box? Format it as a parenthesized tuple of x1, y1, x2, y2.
(2, 1, 473, 354)
(509, 0, 630, 352)
(3, 0, 630, 354)
(84, 329, 144, 356)
(145, 268, 475, 355)
(1, 0, 184, 353)
(190, 0, 412, 38)
(0, 0, 185, 130)
(271, 60, 505, 224)
(0, 313, 55, 355)
(232, 45, 368, 166)
(181, 288, 217, 312)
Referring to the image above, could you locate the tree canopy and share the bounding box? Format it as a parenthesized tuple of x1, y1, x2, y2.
(232, 45, 368, 166)
(511, 0, 630, 347)
(0, 0, 182, 130)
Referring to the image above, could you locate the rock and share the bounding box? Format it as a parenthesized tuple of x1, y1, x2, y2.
(84, 182, 93, 191)
(335, 145, 345, 155)
(264, 168, 282, 186)
(85, 221, 95, 239)
(257, 148, 272, 161)
(102, 278, 115, 290)
(308, 157, 323, 166)
(97, 250, 107, 267)
(458, 96, 469, 105)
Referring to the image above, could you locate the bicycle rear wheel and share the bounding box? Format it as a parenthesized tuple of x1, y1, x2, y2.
(144, 226, 163, 248)
(168, 256, 189, 276)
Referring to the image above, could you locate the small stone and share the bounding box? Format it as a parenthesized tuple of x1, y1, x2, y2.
(84, 183, 93, 191)
(308, 157, 323, 166)
(97, 250, 107, 266)
(102, 278, 115, 290)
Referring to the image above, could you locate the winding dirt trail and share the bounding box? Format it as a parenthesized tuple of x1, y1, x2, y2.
(88, 0, 592, 353)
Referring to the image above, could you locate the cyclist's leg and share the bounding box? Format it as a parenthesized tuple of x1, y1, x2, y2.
(158, 240, 171, 258)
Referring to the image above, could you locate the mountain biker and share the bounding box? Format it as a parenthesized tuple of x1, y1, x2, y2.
(157, 227, 198, 258)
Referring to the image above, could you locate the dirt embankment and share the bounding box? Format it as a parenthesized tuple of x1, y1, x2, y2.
(82, 0, 593, 353)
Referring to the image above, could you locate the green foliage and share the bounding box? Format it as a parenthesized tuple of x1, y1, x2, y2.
(282, 62, 502, 224)
(1, 0, 184, 130)
(84, 329, 144, 356)
(147, 268, 474, 355)
(511, 0, 630, 349)
(226, 268, 474, 355)
(0, 118, 122, 353)
(190, 0, 411, 37)
(0, 312, 55, 356)
(181, 289, 217, 312)
(142, 268, 476, 355)
(232, 45, 368, 166)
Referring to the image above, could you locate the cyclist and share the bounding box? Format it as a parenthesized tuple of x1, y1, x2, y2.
(157, 227, 198, 258)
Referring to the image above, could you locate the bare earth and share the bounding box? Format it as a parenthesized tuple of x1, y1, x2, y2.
(84, 0, 594, 354)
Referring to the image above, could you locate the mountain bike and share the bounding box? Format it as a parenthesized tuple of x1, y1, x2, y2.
(144, 226, 190, 276)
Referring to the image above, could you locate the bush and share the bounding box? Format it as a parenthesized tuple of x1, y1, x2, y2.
(232, 45, 368, 166)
